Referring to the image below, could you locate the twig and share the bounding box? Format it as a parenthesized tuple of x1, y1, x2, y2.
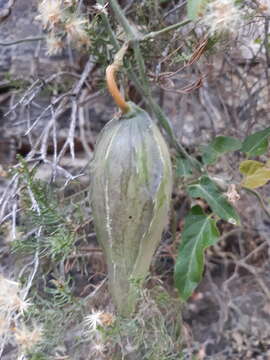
(56, 58, 94, 161)
(11, 202, 17, 240)
(142, 19, 191, 41)
(43, 159, 77, 180)
(73, 58, 95, 94)
(4, 79, 41, 116)
(40, 119, 54, 160)
(5, 72, 84, 117)
(85, 277, 107, 300)
(24, 92, 74, 136)
(164, 1, 187, 18)
(244, 188, 270, 219)
(78, 89, 94, 159)
(0, 36, 45, 46)
(51, 106, 58, 181)
(68, 99, 78, 160)
(237, 260, 270, 300)
(0, 175, 19, 224)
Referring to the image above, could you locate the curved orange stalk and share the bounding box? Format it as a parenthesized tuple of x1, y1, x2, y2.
(106, 64, 129, 113)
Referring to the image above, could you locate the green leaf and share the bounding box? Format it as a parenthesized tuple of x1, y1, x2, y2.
(241, 127, 270, 156)
(176, 157, 193, 178)
(188, 176, 241, 225)
(187, 0, 207, 20)
(174, 205, 220, 301)
(211, 136, 242, 153)
(201, 145, 218, 165)
(242, 167, 270, 189)
(239, 160, 264, 176)
(202, 136, 241, 165)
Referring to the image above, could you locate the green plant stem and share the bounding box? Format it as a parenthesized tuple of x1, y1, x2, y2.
(108, 0, 138, 39)
(102, 0, 190, 44)
(109, 0, 151, 91)
(98, 0, 120, 49)
(104, 0, 201, 171)
(97, 1, 150, 103)
(142, 19, 191, 41)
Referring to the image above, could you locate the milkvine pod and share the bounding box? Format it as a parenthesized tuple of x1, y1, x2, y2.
(90, 102, 172, 317)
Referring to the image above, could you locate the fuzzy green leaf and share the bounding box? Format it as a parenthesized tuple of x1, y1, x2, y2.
(202, 136, 241, 165)
(174, 205, 220, 301)
(188, 176, 240, 225)
(187, 0, 207, 20)
(241, 127, 270, 156)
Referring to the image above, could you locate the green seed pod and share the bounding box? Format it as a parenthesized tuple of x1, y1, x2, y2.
(90, 102, 172, 316)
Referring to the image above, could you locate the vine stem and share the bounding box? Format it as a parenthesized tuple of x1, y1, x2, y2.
(102, 0, 201, 171)
(108, 0, 202, 171)
(106, 43, 130, 113)
(141, 19, 191, 41)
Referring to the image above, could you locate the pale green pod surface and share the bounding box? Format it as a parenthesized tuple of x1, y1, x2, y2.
(90, 102, 172, 317)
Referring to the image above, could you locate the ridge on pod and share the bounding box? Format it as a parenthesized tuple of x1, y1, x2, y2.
(90, 102, 173, 317)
